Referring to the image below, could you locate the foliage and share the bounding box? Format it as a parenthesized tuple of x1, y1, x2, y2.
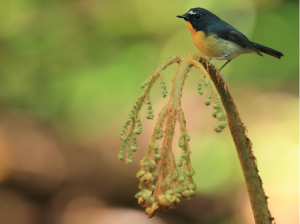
(118, 52, 227, 217)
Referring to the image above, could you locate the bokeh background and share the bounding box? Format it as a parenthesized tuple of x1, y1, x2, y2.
(0, 0, 298, 223)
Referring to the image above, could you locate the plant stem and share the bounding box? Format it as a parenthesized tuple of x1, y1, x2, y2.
(200, 59, 274, 224)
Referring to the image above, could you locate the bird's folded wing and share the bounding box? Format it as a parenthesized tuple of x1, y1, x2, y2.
(217, 29, 257, 50)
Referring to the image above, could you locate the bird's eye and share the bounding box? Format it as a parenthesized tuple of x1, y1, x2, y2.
(194, 13, 201, 20)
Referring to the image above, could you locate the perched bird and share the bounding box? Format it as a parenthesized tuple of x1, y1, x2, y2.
(177, 8, 283, 72)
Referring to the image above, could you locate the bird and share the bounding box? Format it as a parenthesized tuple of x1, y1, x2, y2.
(177, 8, 283, 72)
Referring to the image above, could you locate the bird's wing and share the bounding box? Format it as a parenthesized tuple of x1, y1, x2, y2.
(216, 28, 263, 56)
(217, 28, 257, 50)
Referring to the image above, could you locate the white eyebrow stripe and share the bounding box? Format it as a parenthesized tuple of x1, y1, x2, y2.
(188, 10, 196, 15)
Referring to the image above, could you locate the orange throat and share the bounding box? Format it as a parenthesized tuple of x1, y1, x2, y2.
(185, 21, 223, 57)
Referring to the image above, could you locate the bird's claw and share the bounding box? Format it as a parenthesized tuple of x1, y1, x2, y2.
(209, 60, 225, 83)
(209, 60, 217, 70)
(221, 75, 226, 83)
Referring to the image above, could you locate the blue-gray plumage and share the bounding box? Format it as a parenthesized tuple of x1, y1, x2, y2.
(177, 8, 283, 71)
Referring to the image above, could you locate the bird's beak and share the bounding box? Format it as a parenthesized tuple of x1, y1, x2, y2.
(177, 14, 188, 21)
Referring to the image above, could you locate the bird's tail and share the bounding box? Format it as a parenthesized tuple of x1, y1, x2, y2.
(252, 42, 283, 59)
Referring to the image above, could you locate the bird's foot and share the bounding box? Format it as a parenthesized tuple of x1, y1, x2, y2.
(221, 75, 226, 83)
(209, 60, 217, 70)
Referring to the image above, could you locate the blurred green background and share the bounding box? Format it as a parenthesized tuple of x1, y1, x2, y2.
(0, 0, 298, 224)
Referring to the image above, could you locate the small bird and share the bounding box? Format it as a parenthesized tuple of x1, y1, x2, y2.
(177, 8, 283, 72)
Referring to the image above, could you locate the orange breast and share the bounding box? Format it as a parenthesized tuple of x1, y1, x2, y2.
(186, 21, 224, 57)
